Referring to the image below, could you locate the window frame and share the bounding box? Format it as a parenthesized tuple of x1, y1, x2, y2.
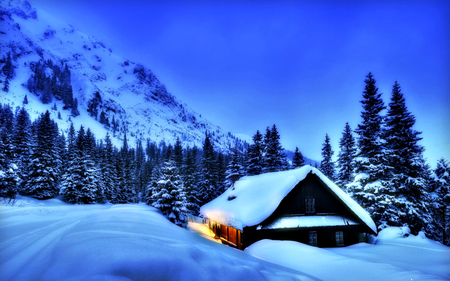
(336, 231, 344, 246)
(308, 231, 318, 246)
(305, 198, 315, 214)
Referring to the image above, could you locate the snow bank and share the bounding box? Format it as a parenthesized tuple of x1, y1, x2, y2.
(201, 165, 376, 234)
(0, 196, 316, 281)
(247, 238, 450, 281)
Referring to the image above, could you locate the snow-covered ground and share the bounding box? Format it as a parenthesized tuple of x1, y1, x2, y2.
(0, 197, 315, 281)
(247, 228, 450, 281)
(1, 197, 449, 281)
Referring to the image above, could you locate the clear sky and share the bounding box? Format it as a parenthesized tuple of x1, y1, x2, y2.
(31, 0, 450, 166)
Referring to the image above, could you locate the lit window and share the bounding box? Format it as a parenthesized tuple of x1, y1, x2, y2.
(309, 231, 317, 246)
(305, 198, 315, 213)
(336, 231, 344, 246)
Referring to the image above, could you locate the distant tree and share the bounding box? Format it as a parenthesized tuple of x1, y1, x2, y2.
(246, 130, 264, 176)
(225, 148, 245, 190)
(263, 125, 287, 173)
(336, 123, 356, 187)
(173, 137, 183, 170)
(71, 98, 80, 117)
(292, 147, 305, 168)
(320, 134, 335, 180)
(134, 139, 146, 196)
(23, 95, 29, 105)
(182, 146, 201, 215)
(198, 133, 217, 206)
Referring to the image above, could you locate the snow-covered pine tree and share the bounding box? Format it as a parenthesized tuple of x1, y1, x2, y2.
(263, 125, 288, 173)
(134, 139, 147, 196)
(60, 125, 102, 204)
(428, 158, 450, 245)
(225, 148, 245, 190)
(182, 146, 201, 215)
(380, 81, 431, 234)
(114, 132, 137, 203)
(336, 123, 356, 188)
(100, 133, 117, 202)
(246, 130, 264, 176)
(350, 72, 387, 222)
(0, 138, 20, 200)
(152, 156, 187, 227)
(354, 72, 386, 176)
(292, 147, 305, 168)
(320, 134, 335, 180)
(198, 133, 218, 206)
(173, 137, 183, 170)
(215, 151, 228, 195)
(22, 111, 60, 199)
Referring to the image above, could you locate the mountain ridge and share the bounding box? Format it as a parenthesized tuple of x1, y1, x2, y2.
(0, 0, 247, 152)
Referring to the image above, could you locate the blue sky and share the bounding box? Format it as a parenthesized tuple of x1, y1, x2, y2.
(33, 0, 449, 166)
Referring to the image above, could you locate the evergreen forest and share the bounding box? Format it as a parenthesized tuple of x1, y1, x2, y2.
(0, 72, 449, 245)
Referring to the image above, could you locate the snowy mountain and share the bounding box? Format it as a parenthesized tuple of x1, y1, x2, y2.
(0, 0, 246, 151)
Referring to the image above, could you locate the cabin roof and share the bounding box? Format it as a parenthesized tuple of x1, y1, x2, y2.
(200, 165, 377, 233)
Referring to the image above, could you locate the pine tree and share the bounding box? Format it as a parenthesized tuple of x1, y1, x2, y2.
(225, 148, 245, 190)
(152, 157, 187, 227)
(2, 52, 14, 92)
(350, 73, 387, 223)
(100, 133, 117, 202)
(336, 123, 356, 187)
(198, 133, 217, 206)
(246, 130, 264, 176)
(263, 125, 287, 173)
(12, 108, 32, 179)
(60, 125, 102, 204)
(173, 137, 183, 170)
(182, 146, 201, 215)
(380, 81, 432, 234)
(354, 72, 386, 180)
(0, 138, 20, 200)
(22, 111, 59, 199)
(292, 147, 305, 168)
(134, 139, 147, 197)
(114, 133, 136, 203)
(428, 158, 450, 245)
(320, 134, 335, 180)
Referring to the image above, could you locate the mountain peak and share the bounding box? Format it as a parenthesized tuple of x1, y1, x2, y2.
(0, 0, 247, 152)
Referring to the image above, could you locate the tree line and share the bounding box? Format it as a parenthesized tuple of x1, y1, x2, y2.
(318, 72, 449, 245)
(0, 104, 294, 227)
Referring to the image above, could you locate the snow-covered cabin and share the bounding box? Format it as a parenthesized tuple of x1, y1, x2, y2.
(200, 165, 377, 249)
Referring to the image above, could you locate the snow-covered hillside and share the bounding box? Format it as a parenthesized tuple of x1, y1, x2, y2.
(0, 0, 245, 151)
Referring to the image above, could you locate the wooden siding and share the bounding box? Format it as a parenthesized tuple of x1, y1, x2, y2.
(262, 173, 356, 223)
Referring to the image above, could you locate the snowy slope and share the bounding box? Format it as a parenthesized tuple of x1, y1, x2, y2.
(0, 197, 317, 281)
(0, 0, 245, 151)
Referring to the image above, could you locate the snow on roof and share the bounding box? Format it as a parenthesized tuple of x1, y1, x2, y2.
(200, 165, 377, 233)
(258, 216, 359, 230)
